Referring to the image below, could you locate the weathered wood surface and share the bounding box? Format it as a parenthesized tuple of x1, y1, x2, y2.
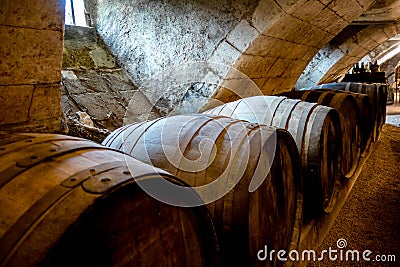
(304, 82, 386, 142)
(281, 90, 361, 178)
(103, 114, 304, 267)
(0, 132, 219, 267)
(203, 97, 342, 217)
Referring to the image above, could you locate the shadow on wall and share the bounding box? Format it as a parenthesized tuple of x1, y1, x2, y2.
(62, 25, 159, 142)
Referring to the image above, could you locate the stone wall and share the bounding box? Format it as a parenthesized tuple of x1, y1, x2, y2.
(62, 25, 159, 142)
(380, 53, 400, 86)
(0, 0, 66, 133)
(94, 0, 260, 115)
(296, 22, 400, 88)
(92, 0, 376, 114)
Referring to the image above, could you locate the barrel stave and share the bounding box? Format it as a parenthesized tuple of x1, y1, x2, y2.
(103, 114, 304, 266)
(0, 134, 220, 267)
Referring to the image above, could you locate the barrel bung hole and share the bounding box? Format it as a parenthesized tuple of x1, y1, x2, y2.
(101, 177, 111, 183)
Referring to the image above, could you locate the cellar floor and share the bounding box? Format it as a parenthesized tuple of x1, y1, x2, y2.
(310, 124, 400, 266)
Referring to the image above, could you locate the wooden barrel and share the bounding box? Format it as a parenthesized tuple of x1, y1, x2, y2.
(376, 83, 387, 135)
(103, 114, 304, 267)
(281, 90, 361, 178)
(299, 89, 372, 156)
(306, 82, 384, 141)
(0, 133, 220, 267)
(203, 97, 342, 218)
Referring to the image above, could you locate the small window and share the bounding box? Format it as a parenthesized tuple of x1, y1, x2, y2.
(65, 0, 89, 27)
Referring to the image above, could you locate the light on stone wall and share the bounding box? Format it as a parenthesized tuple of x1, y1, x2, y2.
(377, 44, 400, 65)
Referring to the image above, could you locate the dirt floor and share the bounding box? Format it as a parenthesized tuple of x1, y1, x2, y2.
(309, 123, 400, 266)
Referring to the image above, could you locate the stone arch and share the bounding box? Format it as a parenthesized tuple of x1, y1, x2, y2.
(295, 22, 400, 88)
(93, 0, 375, 114)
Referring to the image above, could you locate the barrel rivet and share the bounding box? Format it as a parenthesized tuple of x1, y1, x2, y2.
(70, 177, 77, 182)
(123, 171, 130, 175)
(30, 155, 38, 160)
(101, 177, 111, 183)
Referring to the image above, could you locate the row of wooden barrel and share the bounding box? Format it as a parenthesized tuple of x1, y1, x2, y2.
(0, 82, 386, 267)
(300, 82, 387, 142)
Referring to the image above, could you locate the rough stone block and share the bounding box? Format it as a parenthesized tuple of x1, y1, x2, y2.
(312, 8, 348, 35)
(309, 69, 325, 84)
(264, 14, 301, 41)
(100, 92, 128, 119)
(287, 43, 314, 60)
(121, 90, 160, 123)
(89, 46, 117, 69)
(260, 77, 286, 94)
(219, 77, 266, 98)
(265, 38, 302, 59)
(64, 25, 97, 49)
(62, 94, 79, 116)
(62, 70, 87, 95)
(327, 0, 363, 22)
(0, 85, 33, 124)
(217, 66, 263, 98)
(382, 24, 400, 39)
(370, 30, 391, 45)
(76, 70, 110, 92)
(253, 78, 268, 90)
(317, 58, 336, 74)
(361, 39, 379, 51)
(234, 55, 276, 78)
(209, 41, 241, 68)
(0, 26, 63, 85)
(245, 35, 278, 56)
(267, 58, 291, 77)
(276, 0, 301, 13)
(302, 47, 320, 61)
(291, 0, 325, 22)
(281, 59, 309, 78)
(227, 20, 260, 52)
(0, 0, 65, 31)
(318, 0, 332, 5)
(297, 24, 333, 47)
(29, 83, 62, 121)
(70, 93, 109, 121)
(252, 0, 283, 32)
(102, 71, 138, 92)
(348, 44, 369, 57)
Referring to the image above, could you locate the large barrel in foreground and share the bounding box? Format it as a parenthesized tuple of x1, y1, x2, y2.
(0, 133, 219, 267)
(204, 96, 342, 217)
(103, 114, 303, 267)
(281, 90, 361, 178)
